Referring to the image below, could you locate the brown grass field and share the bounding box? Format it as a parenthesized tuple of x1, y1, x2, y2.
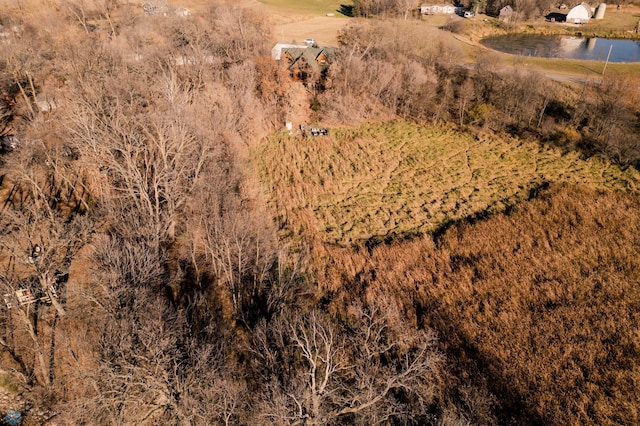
(256, 121, 640, 246)
(317, 183, 640, 425)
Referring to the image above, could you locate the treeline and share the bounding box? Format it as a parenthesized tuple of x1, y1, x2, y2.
(315, 20, 640, 167)
(350, 0, 419, 18)
(0, 3, 457, 425)
(350, 0, 553, 21)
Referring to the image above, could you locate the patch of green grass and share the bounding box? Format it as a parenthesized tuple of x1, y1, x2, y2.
(0, 374, 20, 394)
(255, 121, 640, 245)
(258, 0, 350, 16)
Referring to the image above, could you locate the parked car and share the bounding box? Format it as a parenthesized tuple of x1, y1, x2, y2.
(464, 11, 475, 18)
(304, 38, 316, 46)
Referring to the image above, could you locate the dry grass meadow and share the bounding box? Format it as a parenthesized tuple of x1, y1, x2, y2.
(256, 121, 640, 246)
(254, 118, 640, 425)
(318, 183, 640, 425)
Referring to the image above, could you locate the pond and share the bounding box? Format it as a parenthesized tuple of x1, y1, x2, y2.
(481, 34, 640, 62)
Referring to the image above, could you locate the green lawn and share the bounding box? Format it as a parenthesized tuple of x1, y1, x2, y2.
(256, 121, 640, 245)
(258, 0, 351, 16)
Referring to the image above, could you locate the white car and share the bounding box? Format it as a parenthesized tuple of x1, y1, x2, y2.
(304, 38, 316, 46)
(464, 11, 475, 18)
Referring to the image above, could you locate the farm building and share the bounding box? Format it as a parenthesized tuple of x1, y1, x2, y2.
(566, 3, 591, 24)
(420, 4, 458, 14)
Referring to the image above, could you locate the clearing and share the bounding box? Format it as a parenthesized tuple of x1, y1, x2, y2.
(256, 121, 640, 246)
(174, 0, 351, 46)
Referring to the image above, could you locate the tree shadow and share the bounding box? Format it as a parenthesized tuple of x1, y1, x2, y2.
(339, 4, 354, 17)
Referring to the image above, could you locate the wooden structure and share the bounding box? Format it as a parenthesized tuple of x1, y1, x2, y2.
(15, 289, 35, 305)
(3, 286, 58, 309)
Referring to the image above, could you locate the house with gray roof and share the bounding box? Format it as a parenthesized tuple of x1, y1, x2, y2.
(273, 44, 334, 81)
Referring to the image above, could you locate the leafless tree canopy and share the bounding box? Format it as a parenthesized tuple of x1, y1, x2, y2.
(0, 1, 638, 425)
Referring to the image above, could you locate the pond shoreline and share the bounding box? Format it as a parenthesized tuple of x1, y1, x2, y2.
(481, 33, 640, 63)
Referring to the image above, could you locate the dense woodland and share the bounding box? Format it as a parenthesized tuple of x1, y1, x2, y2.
(0, 1, 639, 425)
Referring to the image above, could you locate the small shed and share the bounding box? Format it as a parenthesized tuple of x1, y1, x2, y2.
(566, 3, 591, 24)
(499, 5, 514, 22)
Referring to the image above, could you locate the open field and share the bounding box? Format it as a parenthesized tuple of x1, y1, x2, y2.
(167, 0, 351, 45)
(274, 16, 348, 45)
(256, 121, 640, 245)
(517, 55, 640, 78)
(257, 0, 351, 45)
(258, 0, 348, 16)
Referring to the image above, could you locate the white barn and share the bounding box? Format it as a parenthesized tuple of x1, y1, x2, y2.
(566, 3, 591, 24)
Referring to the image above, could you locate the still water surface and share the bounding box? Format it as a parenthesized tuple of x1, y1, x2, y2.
(481, 34, 640, 62)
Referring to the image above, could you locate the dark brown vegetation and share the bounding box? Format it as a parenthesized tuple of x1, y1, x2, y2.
(316, 184, 640, 425)
(0, 1, 639, 425)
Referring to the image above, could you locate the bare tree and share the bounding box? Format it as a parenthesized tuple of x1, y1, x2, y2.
(62, 235, 248, 425)
(68, 71, 215, 255)
(251, 302, 443, 425)
(457, 78, 475, 126)
(0, 129, 94, 388)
